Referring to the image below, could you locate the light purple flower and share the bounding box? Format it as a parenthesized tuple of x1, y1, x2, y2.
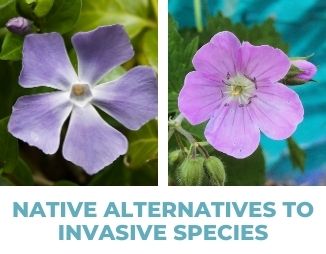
(6, 17, 32, 35)
(291, 59, 317, 81)
(8, 25, 157, 174)
(178, 31, 304, 159)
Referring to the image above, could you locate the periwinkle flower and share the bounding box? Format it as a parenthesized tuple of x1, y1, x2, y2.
(291, 59, 317, 81)
(6, 17, 32, 35)
(8, 25, 157, 174)
(178, 31, 303, 159)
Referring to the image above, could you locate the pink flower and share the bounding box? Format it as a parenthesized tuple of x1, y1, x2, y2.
(291, 59, 317, 81)
(178, 31, 304, 159)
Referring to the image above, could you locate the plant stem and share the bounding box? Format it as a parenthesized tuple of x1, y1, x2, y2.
(193, 0, 203, 32)
(175, 125, 196, 144)
(175, 132, 187, 152)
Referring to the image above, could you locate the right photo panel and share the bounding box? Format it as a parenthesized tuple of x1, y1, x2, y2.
(168, 0, 325, 186)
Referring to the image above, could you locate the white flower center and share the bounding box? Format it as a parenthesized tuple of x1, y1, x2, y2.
(70, 83, 93, 107)
(223, 73, 256, 105)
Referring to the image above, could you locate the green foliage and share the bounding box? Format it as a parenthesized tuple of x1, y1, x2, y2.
(6, 158, 34, 185)
(287, 137, 305, 172)
(218, 148, 266, 186)
(0, 117, 19, 173)
(75, 0, 155, 38)
(182, 12, 288, 53)
(33, 0, 54, 17)
(0, 0, 17, 27)
(140, 28, 157, 71)
(126, 120, 157, 169)
(168, 16, 198, 113)
(40, 0, 82, 33)
(0, 32, 23, 60)
(0, 176, 14, 186)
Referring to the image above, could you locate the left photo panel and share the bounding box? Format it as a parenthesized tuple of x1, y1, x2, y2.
(0, 0, 158, 186)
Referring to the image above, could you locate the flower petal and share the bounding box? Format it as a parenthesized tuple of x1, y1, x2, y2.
(92, 66, 157, 130)
(8, 92, 72, 154)
(204, 103, 260, 158)
(239, 42, 290, 82)
(62, 105, 128, 174)
(19, 33, 78, 90)
(72, 25, 134, 85)
(192, 31, 241, 76)
(249, 82, 304, 139)
(178, 71, 223, 125)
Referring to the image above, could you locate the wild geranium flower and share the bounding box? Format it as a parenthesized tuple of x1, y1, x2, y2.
(8, 25, 157, 174)
(178, 31, 303, 159)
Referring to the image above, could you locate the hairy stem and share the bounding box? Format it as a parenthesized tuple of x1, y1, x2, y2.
(193, 0, 203, 32)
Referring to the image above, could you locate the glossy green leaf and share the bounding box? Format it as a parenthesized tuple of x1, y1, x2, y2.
(34, 0, 54, 17)
(150, 0, 157, 19)
(0, 32, 24, 61)
(0, 0, 17, 27)
(130, 159, 158, 185)
(140, 28, 158, 71)
(287, 137, 305, 172)
(0, 117, 18, 173)
(99, 66, 126, 83)
(7, 158, 34, 185)
(126, 120, 158, 169)
(0, 175, 14, 186)
(89, 158, 129, 186)
(41, 0, 82, 34)
(75, 0, 155, 38)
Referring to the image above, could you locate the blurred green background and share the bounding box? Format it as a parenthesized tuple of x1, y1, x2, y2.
(0, 0, 158, 186)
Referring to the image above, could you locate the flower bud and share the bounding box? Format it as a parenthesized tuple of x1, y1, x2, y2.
(291, 60, 317, 81)
(285, 59, 317, 85)
(178, 157, 204, 186)
(6, 17, 33, 36)
(168, 149, 184, 166)
(204, 156, 226, 186)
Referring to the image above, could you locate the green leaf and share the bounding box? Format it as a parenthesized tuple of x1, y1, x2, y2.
(168, 16, 198, 113)
(150, 0, 157, 19)
(99, 65, 126, 83)
(220, 147, 266, 186)
(6, 158, 34, 185)
(139, 28, 158, 71)
(41, 0, 81, 34)
(0, 0, 17, 27)
(34, 0, 54, 17)
(74, 0, 155, 38)
(126, 119, 158, 169)
(0, 32, 24, 61)
(89, 158, 129, 186)
(287, 137, 305, 172)
(130, 159, 158, 185)
(0, 117, 18, 173)
(0, 175, 14, 186)
(182, 119, 206, 141)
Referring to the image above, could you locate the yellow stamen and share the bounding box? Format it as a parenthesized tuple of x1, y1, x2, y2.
(231, 85, 243, 96)
(72, 84, 85, 96)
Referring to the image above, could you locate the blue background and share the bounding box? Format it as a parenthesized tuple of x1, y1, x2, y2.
(169, 0, 326, 185)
